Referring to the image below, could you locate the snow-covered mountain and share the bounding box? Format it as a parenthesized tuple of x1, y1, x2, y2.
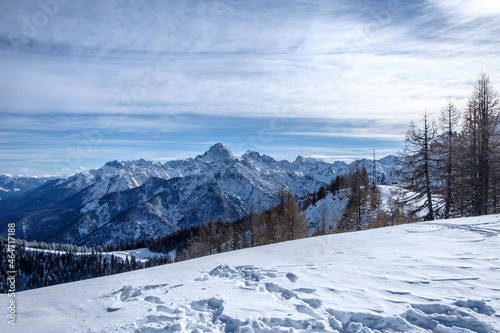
(3, 215, 499, 332)
(0, 144, 399, 246)
(0, 174, 57, 200)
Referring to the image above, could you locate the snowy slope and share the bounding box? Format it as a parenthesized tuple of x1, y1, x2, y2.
(303, 190, 350, 233)
(109, 248, 167, 263)
(3, 215, 500, 332)
(303, 185, 404, 233)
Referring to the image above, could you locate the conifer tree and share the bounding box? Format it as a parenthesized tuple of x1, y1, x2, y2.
(459, 72, 500, 215)
(434, 98, 461, 218)
(274, 187, 309, 241)
(399, 112, 438, 221)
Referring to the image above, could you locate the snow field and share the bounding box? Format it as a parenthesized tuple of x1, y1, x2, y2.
(2, 215, 500, 332)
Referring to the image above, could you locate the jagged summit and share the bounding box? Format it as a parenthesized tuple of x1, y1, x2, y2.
(241, 150, 261, 160)
(294, 155, 320, 164)
(241, 150, 277, 166)
(104, 160, 125, 169)
(196, 143, 234, 163)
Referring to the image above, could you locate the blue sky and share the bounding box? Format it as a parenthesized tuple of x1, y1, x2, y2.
(1, 0, 499, 175)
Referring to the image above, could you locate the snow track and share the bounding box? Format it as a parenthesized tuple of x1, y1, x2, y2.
(96, 264, 498, 332)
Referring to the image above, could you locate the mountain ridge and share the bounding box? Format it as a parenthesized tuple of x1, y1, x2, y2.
(0, 143, 400, 245)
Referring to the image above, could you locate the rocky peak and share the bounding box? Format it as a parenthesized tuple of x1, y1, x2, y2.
(242, 150, 277, 165)
(104, 160, 125, 169)
(197, 143, 234, 163)
(242, 150, 261, 160)
(293, 155, 320, 164)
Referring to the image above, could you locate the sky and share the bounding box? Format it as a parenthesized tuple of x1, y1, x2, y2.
(0, 0, 499, 176)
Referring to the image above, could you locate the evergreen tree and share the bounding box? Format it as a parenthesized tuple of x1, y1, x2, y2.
(317, 186, 327, 200)
(230, 223, 240, 251)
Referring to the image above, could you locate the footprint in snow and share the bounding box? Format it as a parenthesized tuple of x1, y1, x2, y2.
(144, 296, 164, 304)
(264, 282, 296, 300)
(293, 288, 317, 294)
(300, 298, 322, 309)
(155, 305, 182, 315)
(295, 304, 322, 319)
(286, 272, 298, 283)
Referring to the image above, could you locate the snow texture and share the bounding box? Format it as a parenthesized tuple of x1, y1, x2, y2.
(2, 215, 500, 332)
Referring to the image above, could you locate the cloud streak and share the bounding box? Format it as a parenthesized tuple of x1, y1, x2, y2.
(0, 0, 499, 174)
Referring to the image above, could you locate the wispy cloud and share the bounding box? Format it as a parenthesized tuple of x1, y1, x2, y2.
(282, 131, 403, 141)
(426, 0, 500, 22)
(0, 0, 499, 174)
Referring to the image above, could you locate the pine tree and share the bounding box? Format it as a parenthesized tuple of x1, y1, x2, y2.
(230, 223, 240, 251)
(317, 186, 326, 200)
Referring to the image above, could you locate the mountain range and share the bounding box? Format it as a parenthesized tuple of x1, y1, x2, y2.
(0, 174, 56, 200)
(0, 143, 399, 246)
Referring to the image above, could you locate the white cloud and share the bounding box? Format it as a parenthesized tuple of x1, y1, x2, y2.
(282, 131, 404, 141)
(1, 0, 500, 174)
(428, 0, 500, 21)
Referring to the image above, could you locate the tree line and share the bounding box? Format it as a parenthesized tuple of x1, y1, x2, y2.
(400, 72, 499, 220)
(178, 186, 310, 260)
(0, 238, 172, 293)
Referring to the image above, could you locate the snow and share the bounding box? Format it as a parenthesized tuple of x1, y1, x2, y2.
(3, 215, 500, 332)
(108, 248, 166, 262)
(24, 247, 165, 264)
(303, 185, 407, 232)
(303, 190, 350, 232)
(197, 143, 235, 163)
